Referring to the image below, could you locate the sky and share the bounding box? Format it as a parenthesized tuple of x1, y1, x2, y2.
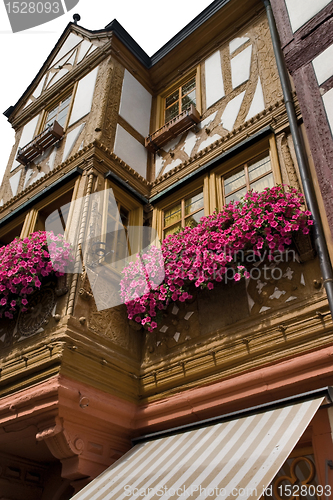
(0, 0, 214, 185)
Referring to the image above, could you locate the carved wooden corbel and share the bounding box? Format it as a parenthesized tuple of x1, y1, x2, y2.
(36, 416, 84, 460)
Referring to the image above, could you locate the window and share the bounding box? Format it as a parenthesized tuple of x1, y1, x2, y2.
(36, 188, 74, 233)
(222, 154, 274, 204)
(14, 180, 79, 241)
(0, 218, 25, 247)
(164, 75, 197, 123)
(163, 190, 204, 238)
(44, 94, 72, 129)
(104, 190, 130, 271)
(98, 180, 144, 272)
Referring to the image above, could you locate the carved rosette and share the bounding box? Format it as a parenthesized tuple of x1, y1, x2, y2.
(0, 275, 69, 347)
(17, 287, 56, 336)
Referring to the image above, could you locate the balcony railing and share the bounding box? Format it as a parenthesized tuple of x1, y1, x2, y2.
(16, 120, 64, 166)
(145, 104, 200, 153)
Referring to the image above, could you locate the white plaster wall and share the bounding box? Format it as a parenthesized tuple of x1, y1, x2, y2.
(47, 147, 57, 171)
(312, 43, 333, 85)
(32, 75, 46, 99)
(199, 111, 218, 129)
(205, 51, 225, 109)
(9, 170, 21, 197)
(114, 124, 147, 177)
(119, 70, 152, 137)
(62, 123, 85, 161)
(69, 66, 99, 127)
(11, 114, 40, 172)
(155, 155, 165, 176)
(77, 39, 97, 64)
(323, 87, 333, 135)
(220, 91, 246, 131)
(245, 78, 265, 121)
(51, 32, 82, 66)
(163, 136, 182, 152)
(229, 37, 249, 54)
(231, 45, 252, 89)
(197, 134, 221, 152)
(163, 158, 182, 175)
(48, 68, 68, 89)
(181, 130, 198, 157)
(284, 0, 331, 32)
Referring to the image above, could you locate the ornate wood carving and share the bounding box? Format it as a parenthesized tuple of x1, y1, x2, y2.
(36, 417, 83, 460)
(89, 303, 131, 351)
(144, 293, 200, 362)
(17, 287, 56, 337)
(277, 132, 301, 191)
(265, 454, 321, 500)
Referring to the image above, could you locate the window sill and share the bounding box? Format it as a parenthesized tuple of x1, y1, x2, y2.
(16, 120, 64, 166)
(145, 104, 200, 153)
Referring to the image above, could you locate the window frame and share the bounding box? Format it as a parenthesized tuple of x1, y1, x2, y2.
(152, 136, 281, 240)
(155, 67, 202, 129)
(214, 135, 282, 212)
(20, 177, 80, 238)
(36, 86, 77, 137)
(162, 189, 205, 238)
(164, 75, 197, 124)
(153, 176, 209, 240)
(0, 215, 27, 247)
(99, 179, 144, 272)
(222, 153, 274, 205)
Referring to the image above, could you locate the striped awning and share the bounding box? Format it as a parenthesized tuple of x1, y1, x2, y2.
(72, 397, 324, 500)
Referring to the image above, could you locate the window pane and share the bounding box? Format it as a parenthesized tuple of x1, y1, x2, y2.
(224, 169, 246, 195)
(225, 186, 247, 204)
(248, 155, 271, 181)
(165, 102, 179, 122)
(105, 201, 130, 267)
(166, 90, 179, 108)
(119, 207, 129, 228)
(57, 107, 69, 127)
(58, 95, 71, 114)
(185, 192, 204, 215)
(164, 222, 181, 238)
(250, 172, 274, 193)
(105, 233, 115, 263)
(45, 106, 58, 127)
(46, 95, 72, 128)
(185, 209, 204, 228)
(164, 203, 181, 227)
(115, 230, 128, 262)
(182, 77, 196, 96)
(181, 90, 196, 111)
(107, 195, 122, 232)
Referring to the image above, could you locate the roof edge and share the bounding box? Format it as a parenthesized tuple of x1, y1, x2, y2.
(104, 19, 151, 67)
(3, 22, 74, 120)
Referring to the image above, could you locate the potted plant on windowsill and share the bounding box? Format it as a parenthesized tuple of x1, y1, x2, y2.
(120, 185, 314, 332)
(0, 230, 73, 320)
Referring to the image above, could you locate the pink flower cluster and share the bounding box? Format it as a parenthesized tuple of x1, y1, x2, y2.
(121, 186, 313, 332)
(0, 230, 73, 319)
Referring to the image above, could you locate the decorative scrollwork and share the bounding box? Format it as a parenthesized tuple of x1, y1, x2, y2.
(273, 456, 319, 500)
(17, 287, 56, 337)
